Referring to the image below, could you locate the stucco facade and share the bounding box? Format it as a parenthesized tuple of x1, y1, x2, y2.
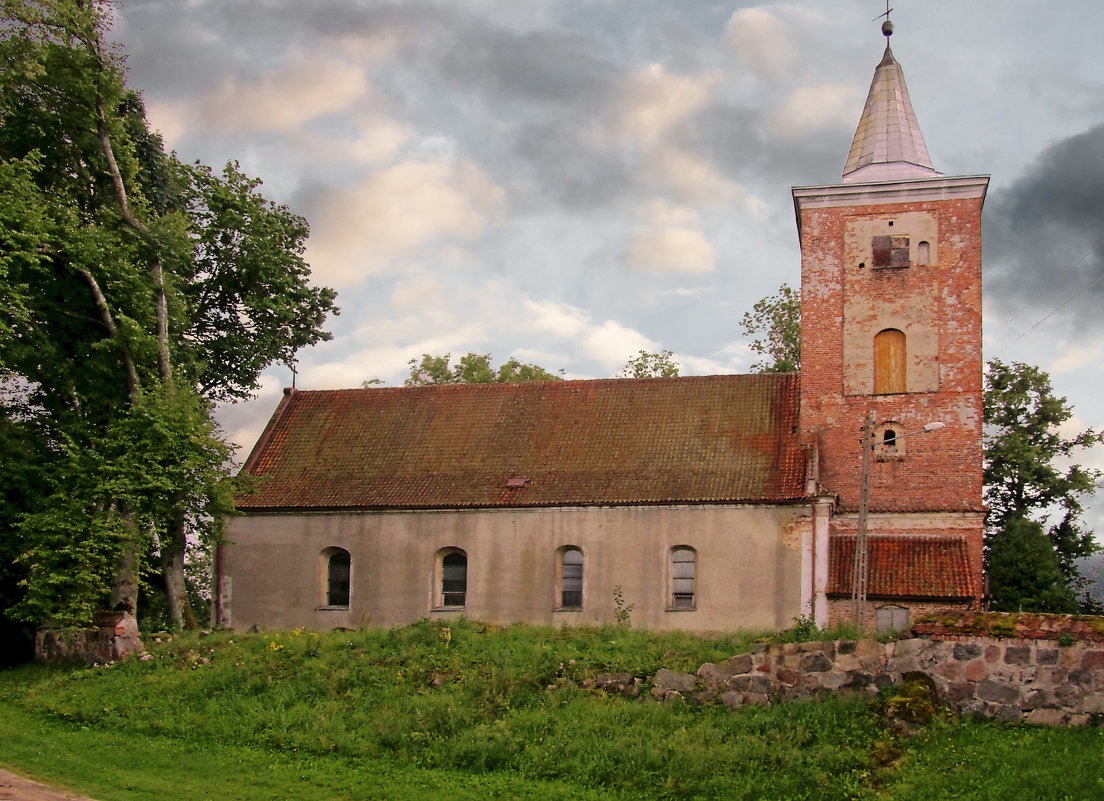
(220, 504, 810, 633)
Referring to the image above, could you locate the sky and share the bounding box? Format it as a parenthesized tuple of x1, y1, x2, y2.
(108, 1, 1104, 534)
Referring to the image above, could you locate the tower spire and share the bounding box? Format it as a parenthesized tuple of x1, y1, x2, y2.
(841, 19, 941, 183)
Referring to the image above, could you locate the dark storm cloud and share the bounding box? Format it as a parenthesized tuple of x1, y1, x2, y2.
(510, 121, 634, 208)
(985, 124, 1104, 332)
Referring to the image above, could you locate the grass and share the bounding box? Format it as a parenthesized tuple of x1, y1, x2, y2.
(0, 619, 1102, 800)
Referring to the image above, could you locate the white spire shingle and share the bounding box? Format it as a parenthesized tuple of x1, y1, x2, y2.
(842, 46, 942, 183)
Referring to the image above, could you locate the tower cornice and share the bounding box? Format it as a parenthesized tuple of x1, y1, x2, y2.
(792, 174, 989, 231)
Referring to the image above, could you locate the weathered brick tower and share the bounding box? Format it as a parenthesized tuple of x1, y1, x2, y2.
(794, 27, 987, 629)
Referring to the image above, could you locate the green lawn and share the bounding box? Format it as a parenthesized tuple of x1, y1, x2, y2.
(1, 621, 1102, 800)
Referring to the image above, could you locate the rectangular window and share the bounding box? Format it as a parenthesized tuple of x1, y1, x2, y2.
(872, 235, 909, 268)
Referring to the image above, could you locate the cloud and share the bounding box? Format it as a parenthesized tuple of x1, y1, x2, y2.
(725, 7, 793, 81)
(985, 123, 1104, 335)
(148, 52, 371, 141)
(615, 64, 722, 148)
(623, 200, 716, 274)
(304, 158, 504, 286)
(769, 84, 862, 137)
(583, 321, 661, 370)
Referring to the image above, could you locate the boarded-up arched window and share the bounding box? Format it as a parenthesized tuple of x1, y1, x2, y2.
(874, 329, 906, 394)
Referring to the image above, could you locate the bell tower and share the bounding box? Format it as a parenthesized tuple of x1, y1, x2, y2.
(794, 23, 988, 628)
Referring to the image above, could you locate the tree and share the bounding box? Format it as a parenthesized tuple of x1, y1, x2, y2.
(0, 0, 337, 633)
(984, 359, 1103, 611)
(403, 353, 561, 386)
(617, 349, 680, 378)
(740, 283, 800, 372)
(986, 516, 1077, 613)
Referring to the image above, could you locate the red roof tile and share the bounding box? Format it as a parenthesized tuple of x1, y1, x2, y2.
(827, 535, 977, 599)
(237, 374, 805, 510)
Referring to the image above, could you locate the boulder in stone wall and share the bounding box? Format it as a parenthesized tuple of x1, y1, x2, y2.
(1080, 650, 1104, 671)
(697, 663, 731, 688)
(818, 671, 849, 691)
(844, 672, 876, 692)
(1004, 646, 1032, 666)
(976, 679, 1020, 705)
(724, 653, 754, 674)
(1036, 648, 1059, 665)
(652, 668, 696, 694)
(953, 643, 983, 660)
(1056, 682, 1084, 706)
(1027, 707, 1070, 726)
(800, 652, 833, 673)
(1081, 693, 1104, 714)
(893, 639, 926, 658)
(720, 690, 745, 710)
(834, 653, 862, 672)
(943, 681, 976, 703)
(994, 705, 1024, 721)
(775, 668, 800, 687)
(963, 659, 988, 682)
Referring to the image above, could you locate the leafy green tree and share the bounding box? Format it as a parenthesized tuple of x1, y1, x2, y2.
(403, 353, 561, 386)
(617, 349, 680, 378)
(740, 283, 800, 372)
(986, 516, 1077, 612)
(0, 0, 336, 633)
(984, 359, 1102, 611)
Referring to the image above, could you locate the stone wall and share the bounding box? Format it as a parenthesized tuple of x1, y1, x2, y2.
(637, 635, 1104, 727)
(35, 611, 144, 664)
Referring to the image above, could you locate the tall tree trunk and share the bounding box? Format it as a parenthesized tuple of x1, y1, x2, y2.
(161, 499, 196, 630)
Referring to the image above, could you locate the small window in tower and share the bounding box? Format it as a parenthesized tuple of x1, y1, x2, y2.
(872, 235, 910, 269)
(917, 241, 930, 265)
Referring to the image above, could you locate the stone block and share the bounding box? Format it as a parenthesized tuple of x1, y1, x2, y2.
(836, 640, 857, 655)
(1069, 669, 1094, 689)
(936, 661, 963, 681)
(994, 705, 1023, 721)
(1035, 665, 1068, 687)
(976, 680, 1020, 705)
(724, 653, 754, 675)
(894, 638, 926, 658)
(963, 659, 989, 681)
(1068, 713, 1091, 727)
(985, 645, 1002, 663)
(653, 668, 696, 694)
(1004, 646, 1032, 666)
(944, 682, 976, 703)
(1081, 693, 1104, 714)
(1026, 708, 1069, 726)
(720, 690, 744, 710)
(697, 663, 730, 687)
(1056, 683, 1083, 706)
(859, 655, 886, 673)
(890, 656, 921, 675)
(800, 652, 834, 673)
(1037, 648, 1059, 666)
(819, 671, 849, 690)
(775, 668, 799, 686)
(834, 653, 861, 672)
(845, 672, 874, 691)
(953, 643, 983, 660)
(1080, 650, 1104, 671)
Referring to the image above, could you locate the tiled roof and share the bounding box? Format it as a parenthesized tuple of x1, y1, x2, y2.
(827, 535, 977, 599)
(238, 374, 805, 511)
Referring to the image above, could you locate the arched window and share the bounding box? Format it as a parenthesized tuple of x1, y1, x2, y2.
(917, 241, 930, 265)
(874, 329, 906, 394)
(440, 550, 467, 608)
(560, 547, 583, 609)
(670, 546, 696, 609)
(324, 548, 351, 608)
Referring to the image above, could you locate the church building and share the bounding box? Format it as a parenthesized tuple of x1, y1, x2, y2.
(217, 28, 987, 634)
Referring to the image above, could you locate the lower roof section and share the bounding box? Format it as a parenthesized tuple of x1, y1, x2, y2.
(827, 534, 978, 600)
